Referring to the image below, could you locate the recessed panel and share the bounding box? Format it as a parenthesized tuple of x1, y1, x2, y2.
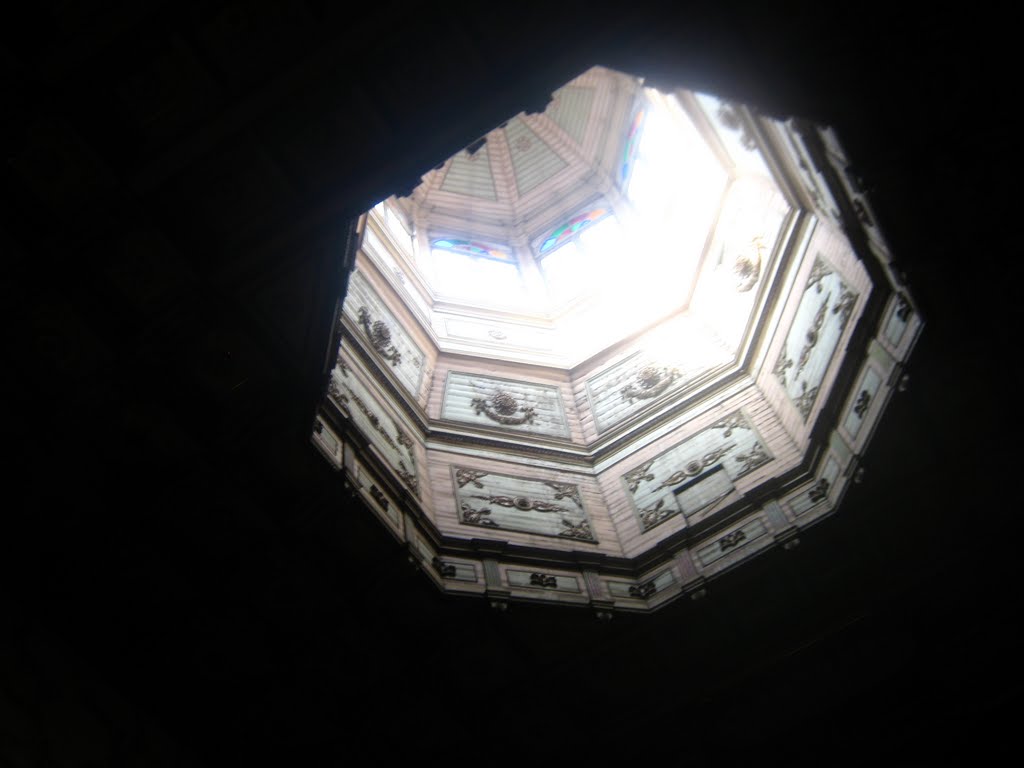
(452, 466, 596, 542)
(622, 410, 773, 532)
(441, 372, 570, 438)
(773, 257, 859, 421)
(342, 269, 426, 397)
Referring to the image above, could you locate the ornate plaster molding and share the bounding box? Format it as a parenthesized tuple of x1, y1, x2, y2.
(471, 390, 537, 426)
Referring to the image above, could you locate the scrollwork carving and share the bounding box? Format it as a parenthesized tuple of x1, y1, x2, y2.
(853, 390, 870, 418)
(624, 461, 655, 494)
(794, 382, 820, 420)
(896, 294, 913, 321)
(369, 485, 388, 508)
(711, 412, 748, 437)
(629, 580, 657, 599)
(796, 294, 831, 377)
(397, 460, 420, 498)
(832, 289, 857, 330)
(656, 446, 735, 491)
(806, 258, 833, 294)
(432, 557, 457, 578)
(638, 499, 675, 531)
(734, 442, 771, 476)
(471, 390, 537, 426)
(808, 477, 830, 503)
(558, 518, 595, 541)
(460, 502, 499, 527)
(774, 352, 794, 387)
(469, 494, 569, 515)
(542, 481, 583, 508)
(357, 306, 403, 366)
(718, 529, 747, 553)
(455, 468, 488, 489)
(530, 573, 557, 588)
(395, 426, 415, 451)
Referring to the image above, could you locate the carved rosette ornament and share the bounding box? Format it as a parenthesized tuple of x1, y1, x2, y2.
(723, 236, 765, 293)
(621, 364, 680, 403)
(357, 306, 402, 366)
(471, 390, 537, 426)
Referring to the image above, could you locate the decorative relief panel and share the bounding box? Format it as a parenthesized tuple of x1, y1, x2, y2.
(842, 366, 883, 440)
(606, 569, 676, 600)
(787, 457, 841, 517)
(342, 270, 426, 397)
(883, 293, 913, 349)
(695, 517, 769, 567)
(442, 372, 570, 438)
(621, 410, 773, 532)
(584, 320, 732, 434)
(773, 256, 859, 421)
(330, 362, 421, 498)
(506, 570, 581, 593)
(451, 466, 596, 542)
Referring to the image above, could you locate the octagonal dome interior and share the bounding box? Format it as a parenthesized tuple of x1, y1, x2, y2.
(312, 65, 922, 614)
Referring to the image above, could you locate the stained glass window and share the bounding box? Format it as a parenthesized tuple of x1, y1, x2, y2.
(537, 211, 621, 301)
(538, 209, 611, 255)
(619, 107, 645, 185)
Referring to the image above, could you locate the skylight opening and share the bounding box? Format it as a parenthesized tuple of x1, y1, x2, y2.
(428, 239, 527, 305)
